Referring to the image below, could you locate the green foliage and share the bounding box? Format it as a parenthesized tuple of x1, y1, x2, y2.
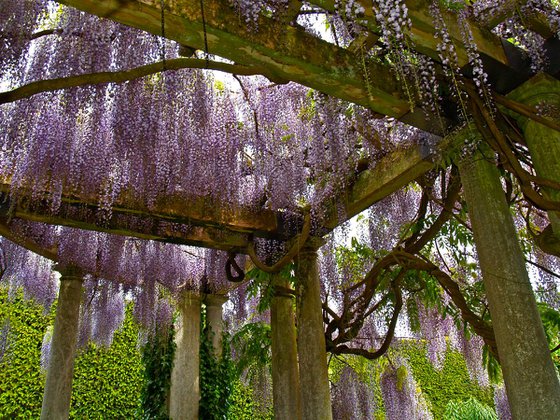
(482, 345, 502, 384)
(230, 322, 272, 377)
(400, 341, 494, 419)
(228, 380, 260, 419)
(0, 288, 144, 419)
(71, 304, 144, 419)
(0, 287, 52, 418)
(537, 301, 560, 371)
(245, 264, 294, 314)
(138, 323, 176, 420)
(199, 305, 235, 420)
(444, 398, 497, 420)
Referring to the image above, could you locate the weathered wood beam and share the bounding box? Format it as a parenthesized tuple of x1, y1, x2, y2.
(0, 191, 249, 251)
(0, 140, 444, 249)
(309, 0, 508, 67)
(56, 0, 444, 133)
(323, 142, 436, 230)
(0, 182, 278, 236)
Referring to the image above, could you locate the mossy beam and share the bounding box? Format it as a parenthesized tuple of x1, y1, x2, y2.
(309, 0, 508, 67)
(457, 135, 560, 419)
(55, 0, 440, 132)
(0, 192, 249, 251)
(323, 142, 435, 230)
(0, 182, 278, 236)
(40, 265, 84, 420)
(507, 74, 560, 235)
(0, 141, 446, 248)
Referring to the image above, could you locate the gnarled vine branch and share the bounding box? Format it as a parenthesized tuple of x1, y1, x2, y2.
(247, 210, 311, 273)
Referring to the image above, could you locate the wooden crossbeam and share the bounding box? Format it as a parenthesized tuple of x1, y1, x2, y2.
(309, 0, 508, 67)
(0, 191, 250, 251)
(56, 0, 441, 133)
(0, 141, 442, 250)
(54, 1, 560, 134)
(323, 142, 435, 230)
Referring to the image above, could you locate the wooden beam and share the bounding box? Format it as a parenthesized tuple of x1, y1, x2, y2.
(56, 0, 444, 132)
(0, 192, 249, 251)
(309, 0, 508, 67)
(0, 139, 447, 248)
(0, 182, 279, 236)
(322, 142, 435, 230)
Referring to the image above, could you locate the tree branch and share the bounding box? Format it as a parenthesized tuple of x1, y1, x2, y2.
(0, 58, 272, 104)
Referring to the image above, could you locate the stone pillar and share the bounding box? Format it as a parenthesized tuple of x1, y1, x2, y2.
(205, 294, 228, 358)
(458, 142, 560, 420)
(295, 238, 332, 420)
(507, 74, 560, 234)
(270, 274, 302, 420)
(170, 292, 201, 420)
(41, 265, 83, 420)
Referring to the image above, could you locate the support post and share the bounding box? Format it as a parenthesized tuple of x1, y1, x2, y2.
(507, 74, 560, 234)
(271, 273, 302, 420)
(205, 294, 228, 358)
(170, 292, 201, 420)
(295, 238, 332, 420)
(458, 139, 560, 419)
(41, 265, 83, 420)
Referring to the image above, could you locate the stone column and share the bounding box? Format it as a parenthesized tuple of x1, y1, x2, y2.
(41, 265, 83, 420)
(458, 141, 560, 419)
(507, 74, 560, 234)
(205, 294, 228, 358)
(169, 292, 201, 420)
(295, 238, 332, 420)
(270, 274, 302, 420)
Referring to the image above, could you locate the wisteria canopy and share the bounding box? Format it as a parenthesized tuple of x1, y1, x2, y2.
(1, 0, 560, 419)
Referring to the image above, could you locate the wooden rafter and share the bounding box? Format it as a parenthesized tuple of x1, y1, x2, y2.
(0, 141, 441, 251)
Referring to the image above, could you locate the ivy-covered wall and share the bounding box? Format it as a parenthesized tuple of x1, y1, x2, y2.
(399, 341, 494, 419)
(0, 287, 143, 419)
(2, 287, 496, 419)
(0, 288, 52, 417)
(329, 339, 495, 420)
(70, 304, 144, 419)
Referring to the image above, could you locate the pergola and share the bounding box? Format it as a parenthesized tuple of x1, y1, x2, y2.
(1, 1, 560, 419)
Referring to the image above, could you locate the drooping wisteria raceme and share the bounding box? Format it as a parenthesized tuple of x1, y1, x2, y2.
(1, 0, 559, 416)
(331, 365, 376, 419)
(494, 384, 513, 420)
(380, 358, 433, 420)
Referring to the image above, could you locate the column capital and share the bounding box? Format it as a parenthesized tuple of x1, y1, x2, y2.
(204, 293, 228, 307)
(508, 73, 560, 107)
(507, 74, 560, 127)
(180, 290, 202, 302)
(54, 263, 83, 280)
(299, 236, 324, 255)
